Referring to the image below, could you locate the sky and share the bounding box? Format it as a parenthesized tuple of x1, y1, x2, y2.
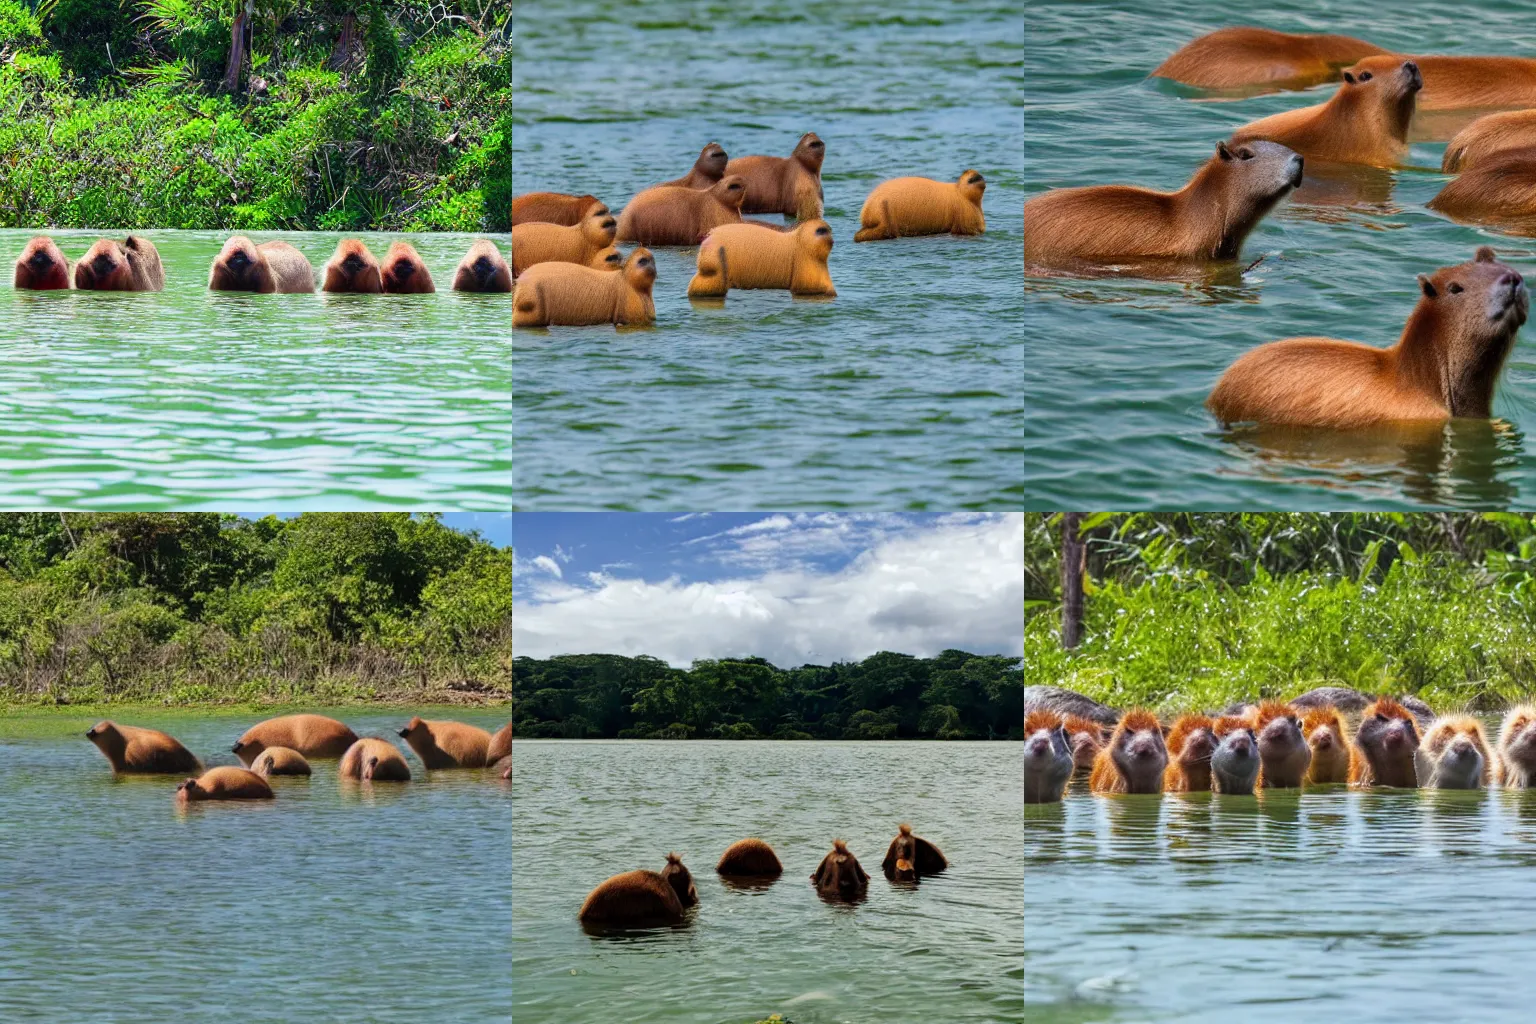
(512, 512, 1023, 667)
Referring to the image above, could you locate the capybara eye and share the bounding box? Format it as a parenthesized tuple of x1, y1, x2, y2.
(1375, 713, 1387, 722)
(1449, 283, 1464, 294)
(1238, 150, 1253, 160)
(1360, 71, 1373, 82)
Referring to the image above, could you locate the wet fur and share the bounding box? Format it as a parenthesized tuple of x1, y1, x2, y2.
(1430, 150, 1536, 230)
(232, 714, 359, 764)
(880, 824, 946, 879)
(579, 865, 688, 926)
(487, 722, 511, 763)
(74, 236, 164, 291)
(380, 241, 435, 293)
(14, 236, 72, 290)
(856, 171, 986, 242)
(1152, 27, 1387, 90)
(512, 192, 608, 227)
(687, 219, 835, 297)
(724, 132, 825, 219)
(208, 237, 315, 293)
(1443, 110, 1536, 172)
(86, 721, 202, 774)
(513, 248, 656, 327)
(175, 766, 273, 801)
(451, 239, 513, 293)
(252, 746, 312, 777)
(339, 737, 411, 781)
(717, 837, 782, 877)
(616, 177, 747, 246)
(811, 839, 869, 900)
(1233, 56, 1421, 168)
(322, 239, 383, 293)
(397, 716, 491, 769)
(512, 210, 618, 277)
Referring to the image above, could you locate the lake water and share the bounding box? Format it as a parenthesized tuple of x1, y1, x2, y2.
(512, 740, 1022, 1023)
(0, 230, 510, 510)
(511, 1, 1024, 509)
(1024, 1, 1536, 509)
(0, 708, 510, 1022)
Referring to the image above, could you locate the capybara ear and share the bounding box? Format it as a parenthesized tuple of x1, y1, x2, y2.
(1419, 274, 1437, 299)
(1216, 140, 1234, 161)
(1476, 246, 1498, 263)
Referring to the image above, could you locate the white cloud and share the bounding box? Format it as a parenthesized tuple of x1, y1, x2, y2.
(553, 543, 573, 564)
(530, 555, 562, 578)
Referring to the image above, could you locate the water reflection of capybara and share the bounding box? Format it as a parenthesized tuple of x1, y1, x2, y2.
(1351, 697, 1421, 787)
(86, 721, 202, 774)
(14, 236, 72, 290)
(1162, 714, 1217, 793)
(1416, 716, 1492, 789)
(1024, 710, 1074, 804)
(73, 236, 165, 291)
(232, 714, 358, 764)
(579, 854, 697, 929)
(716, 838, 783, 879)
(397, 716, 491, 769)
(339, 737, 412, 781)
(881, 824, 947, 881)
(811, 839, 869, 902)
(1301, 706, 1352, 785)
(252, 746, 312, 777)
(1497, 706, 1536, 788)
(175, 766, 273, 802)
(1089, 709, 1168, 794)
(1250, 701, 1312, 789)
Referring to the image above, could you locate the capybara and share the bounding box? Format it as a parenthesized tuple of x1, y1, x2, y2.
(1429, 150, 1536, 232)
(512, 192, 608, 227)
(1024, 709, 1074, 804)
(856, 170, 987, 243)
(13, 236, 72, 290)
(717, 837, 783, 878)
(73, 236, 164, 291)
(1063, 714, 1107, 775)
(339, 737, 412, 781)
(658, 142, 729, 190)
(1249, 701, 1312, 789)
(1291, 686, 1436, 728)
(380, 241, 435, 294)
(452, 239, 513, 293)
(1162, 713, 1218, 793)
(321, 239, 383, 293)
(1025, 142, 1300, 267)
(1350, 697, 1421, 788)
(1443, 110, 1536, 172)
(1151, 27, 1388, 92)
(492, 755, 512, 779)
(588, 246, 623, 271)
(687, 218, 835, 298)
(1089, 709, 1168, 795)
(1023, 685, 1119, 727)
(811, 839, 869, 901)
(85, 721, 202, 774)
(1232, 56, 1421, 168)
(1301, 706, 1352, 785)
(1408, 55, 1536, 113)
(1208, 247, 1529, 428)
(231, 714, 359, 764)
(512, 248, 656, 328)
(1211, 716, 1260, 795)
(251, 746, 312, 777)
(512, 209, 619, 278)
(1415, 716, 1492, 789)
(616, 176, 747, 246)
(725, 132, 825, 220)
(175, 766, 274, 802)
(1497, 706, 1536, 788)
(579, 856, 695, 927)
(208, 236, 315, 293)
(881, 824, 947, 879)
(661, 851, 698, 907)
(397, 716, 492, 769)
(487, 722, 512, 763)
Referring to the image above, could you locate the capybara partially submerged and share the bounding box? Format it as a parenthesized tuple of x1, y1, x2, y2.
(512, 192, 608, 227)
(176, 766, 273, 802)
(1232, 56, 1421, 168)
(251, 746, 312, 777)
(716, 838, 783, 878)
(811, 839, 869, 902)
(1025, 142, 1299, 269)
(232, 714, 359, 764)
(492, 755, 512, 779)
(616, 177, 747, 246)
(1023, 685, 1119, 727)
(1249, 701, 1312, 789)
(856, 170, 986, 243)
(14, 236, 71, 290)
(1291, 687, 1435, 728)
(1443, 110, 1536, 172)
(1162, 713, 1218, 793)
(512, 209, 619, 278)
(487, 722, 511, 763)
(1151, 27, 1388, 92)
(725, 132, 825, 220)
(1416, 716, 1492, 789)
(397, 716, 491, 769)
(339, 737, 412, 781)
(451, 239, 513, 293)
(881, 824, 946, 880)
(658, 142, 729, 190)
(1301, 706, 1352, 785)
(1089, 709, 1168, 795)
(1024, 709, 1074, 804)
(687, 219, 835, 298)
(1350, 697, 1421, 788)
(1063, 714, 1107, 776)
(512, 248, 656, 328)
(380, 241, 435, 294)
(1408, 55, 1536, 113)
(1429, 151, 1536, 234)
(1209, 247, 1529, 428)
(321, 239, 383, 293)
(73, 236, 164, 291)
(208, 236, 315, 293)
(86, 721, 202, 774)
(1211, 716, 1260, 795)
(1498, 706, 1536, 788)
(579, 854, 696, 928)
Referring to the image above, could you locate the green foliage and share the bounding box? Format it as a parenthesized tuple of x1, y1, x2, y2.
(0, 1, 42, 47)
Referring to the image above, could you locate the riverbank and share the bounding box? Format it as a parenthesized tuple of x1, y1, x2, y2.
(0, 701, 509, 738)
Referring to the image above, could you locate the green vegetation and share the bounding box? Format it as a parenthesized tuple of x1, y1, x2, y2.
(0, 1, 508, 231)
(1027, 512, 1536, 713)
(513, 650, 1023, 740)
(0, 513, 510, 708)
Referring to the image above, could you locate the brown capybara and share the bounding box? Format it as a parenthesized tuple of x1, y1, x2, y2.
(1024, 709, 1073, 804)
(1232, 56, 1421, 168)
(487, 722, 511, 763)
(687, 219, 835, 298)
(380, 241, 435, 294)
(1248, 701, 1312, 789)
(579, 855, 696, 927)
(588, 246, 623, 271)
(511, 209, 619, 278)
(1408, 55, 1536, 113)
(451, 239, 513, 293)
(339, 737, 412, 781)
(397, 716, 492, 769)
(208, 236, 315, 293)
(1151, 27, 1389, 92)
(658, 142, 729, 190)
(321, 239, 383, 293)
(1162, 713, 1218, 793)
(811, 839, 869, 901)
(1497, 706, 1536, 788)
(1443, 110, 1536, 172)
(13, 236, 72, 290)
(73, 236, 164, 291)
(512, 192, 608, 227)
(716, 837, 783, 878)
(1089, 708, 1168, 794)
(512, 248, 656, 328)
(855, 170, 987, 243)
(1429, 150, 1536, 232)
(1350, 697, 1421, 788)
(231, 714, 359, 765)
(175, 766, 274, 802)
(1207, 247, 1529, 428)
(1025, 142, 1300, 268)
(85, 721, 202, 774)
(1063, 714, 1106, 775)
(1211, 716, 1260, 795)
(725, 132, 825, 220)
(1301, 706, 1352, 785)
(491, 755, 512, 779)
(251, 746, 312, 777)
(616, 176, 747, 246)
(881, 824, 947, 880)
(1416, 716, 1492, 789)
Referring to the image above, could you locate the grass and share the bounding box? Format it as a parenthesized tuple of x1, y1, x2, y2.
(0, 701, 508, 739)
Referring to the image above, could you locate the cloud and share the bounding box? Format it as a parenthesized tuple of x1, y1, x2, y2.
(530, 555, 562, 579)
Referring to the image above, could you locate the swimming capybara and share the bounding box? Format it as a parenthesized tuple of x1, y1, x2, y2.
(1429, 150, 1536, 232)
(1063, 714, 1107, 776)
(492, 755, 512, 779)
(616, 176, 747, 246)
(512, 248, 657, 328)
(231, 714, 359, 764)
(811, 839, 869, 901)
(1497, 706, 1536, 788)
(1443, 110, 1536, 172)
(1301, 706, 1352, 785)
(1408, 56, 1536, 113)
(1024, 142, 1300, 268)
(86, 721, 202, 774)
(579, 856, 696, 928)
(380, 241, 435, 294)
(1211, 716, 1260, 795)
(717, 837, 783, 877)
(73, 236, 164, 291)
(512, 208, 619, 278)
(1350, 697, 1421, 788)
(321, 239, 383, 293)
(452, 240, 513, 293)
(208, 236, 315, 293)
(13, 236, 72, 290)
(512, 192, 608, 227)
(687, 218, 835, 298)
(1208, 247, 1529, 428)
(1232, 56, 1421, 168)
(1162, 713, 1218, 793)
(1024, 709, 1074, 804)
(725, 132, 825, 220)
(1416, 716, 1492, 789)
(339, 737, 412, 781)
(397, 716, 492, 769)
(251, 746, 312, 777)
(175, 766, 274, 802)
(881, 824, 947, 880)
(1089, 709, 1168, 795)
(487, 722, 511, 763)
(658, 142, 729, 190)
(1249, 701, 1312, 789)
(1151, 27, 1389, 92)
(856, 170, 987, 243)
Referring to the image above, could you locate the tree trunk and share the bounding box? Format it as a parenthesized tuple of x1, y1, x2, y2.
(1061, 513, 1085, 650)
(330, 12, 363, 72)
(222, 6, 250, 94)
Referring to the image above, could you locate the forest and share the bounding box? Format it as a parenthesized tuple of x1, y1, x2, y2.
(0, 1, 508, 230)
(0, 512, 510, 706)
(512, 650, 1024, 740)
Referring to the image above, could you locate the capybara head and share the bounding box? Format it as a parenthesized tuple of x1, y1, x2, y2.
(661, 852, 698, 907)
(231, 737, 264, 760)
(1339, 56, 1423, 137)
(209, 236, 271, 292)
(1355, 697, 1421, 785)
(176, 777, 202, 800)
(796, 218, 834, 259)
(397, 716, 426, 741)
(698, 142, 728, 178)
(957, 169, 988, 206)
(589, 246, 622, 270)
(14, 235, 70, 290)
(710, 175, 749, 210)
(794, 132, 826, 172)
(1108, 709, 1168, 789)
(1212, 716, 1259, 794)
(1063, 714, 1105, 772)
(1302, 706, 1352, 784)
(74, 239, 131, 290)
(1409, 247, 1529, 416)
(581, 209, 619, 248)
(1214, 139, 1304, 197)
(1250, 701, 1312, 787)
(1500, 706, 1536, 780)
(623, 248, 657, 293)
(820, 839, 865, 898)
(1419, 716, 1491, 789)
(85, 721, 124, 755)
(1167, 714, 1217, 770)
(580, 198, 610, 220)
(380, 242, 434, 294)
(325, 239, 382, 293)
(1025, 710, 1073, 801)
(892, 858, 916, 882)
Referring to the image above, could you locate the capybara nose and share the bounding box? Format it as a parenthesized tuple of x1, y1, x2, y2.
(1314, 733, 1332, 750)
(1028, 738, 1050, 756)
(397, 728, 409, 737)
(1503, 270, 1524, 288)
(230, 743, 241, 752)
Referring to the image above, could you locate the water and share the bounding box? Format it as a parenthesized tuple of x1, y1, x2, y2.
(512, 740, 1022, 1023)
(0, 708, 511, 1022)
(0, 230, 510, 509)
(511, 1, 1024, 509)
(1024, 1, 1536, 509)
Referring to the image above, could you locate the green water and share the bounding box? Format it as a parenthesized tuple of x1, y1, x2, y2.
(0, 230, 510, 509)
